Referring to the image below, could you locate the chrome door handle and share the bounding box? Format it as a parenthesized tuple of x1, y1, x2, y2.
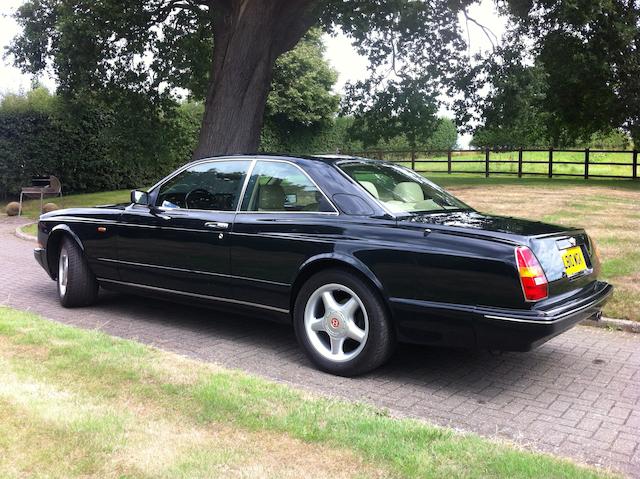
(204, 222, 229, 230)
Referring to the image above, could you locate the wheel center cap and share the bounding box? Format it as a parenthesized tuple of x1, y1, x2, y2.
(325, 311, 346, 337)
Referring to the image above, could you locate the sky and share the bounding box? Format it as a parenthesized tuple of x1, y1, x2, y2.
(0, 0, 507, 145)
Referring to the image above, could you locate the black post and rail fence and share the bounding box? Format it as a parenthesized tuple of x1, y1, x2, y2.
(340, 148, 640, 180)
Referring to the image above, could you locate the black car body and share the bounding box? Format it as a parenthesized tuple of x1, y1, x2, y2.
(34, 154, 612, 374)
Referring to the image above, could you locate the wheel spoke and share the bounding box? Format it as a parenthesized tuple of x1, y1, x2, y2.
(340, 297, 359, 319)
(321, 291, 340, 312)
(346, 321, 366, 343)
(309, 316, 325, 332)
(329, 336, 345, 356)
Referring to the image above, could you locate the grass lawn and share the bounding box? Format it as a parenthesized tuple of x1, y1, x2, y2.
(384, 150, 638, 179)
(18, 223, 38, 237)
(0, 306, 615, 478)
(1, 189, 131, 220)
(430, 175, 640, 322)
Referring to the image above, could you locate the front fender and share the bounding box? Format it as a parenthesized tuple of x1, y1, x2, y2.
(45, 224, 84, 279)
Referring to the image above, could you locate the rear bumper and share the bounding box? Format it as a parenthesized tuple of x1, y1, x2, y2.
(474, 281, 613, 351)
(390, 281, 613, 351)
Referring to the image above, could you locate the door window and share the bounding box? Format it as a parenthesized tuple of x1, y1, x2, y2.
(156, 160, 250, 211)
(240, 161, 334, 213)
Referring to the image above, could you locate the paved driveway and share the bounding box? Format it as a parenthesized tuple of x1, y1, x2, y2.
(1, 217, 639, 476)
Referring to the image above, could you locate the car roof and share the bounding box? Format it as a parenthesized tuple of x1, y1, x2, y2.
(189, 153, 377, 167)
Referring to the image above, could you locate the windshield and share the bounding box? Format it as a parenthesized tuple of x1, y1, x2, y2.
(338, 161, 472, 215)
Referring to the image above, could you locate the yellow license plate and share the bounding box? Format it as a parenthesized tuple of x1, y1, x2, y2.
(562, 246, 587, 277)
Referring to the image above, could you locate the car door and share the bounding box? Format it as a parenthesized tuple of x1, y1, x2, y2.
(230, 159, 340, 312)
(116, 159, 252, 299)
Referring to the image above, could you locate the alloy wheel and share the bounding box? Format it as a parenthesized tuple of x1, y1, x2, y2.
(303, 283, 369, 362)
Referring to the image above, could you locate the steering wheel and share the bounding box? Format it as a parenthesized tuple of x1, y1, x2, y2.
(185, 188, 215, 209)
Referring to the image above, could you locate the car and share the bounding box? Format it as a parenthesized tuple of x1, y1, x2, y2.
(33, 154, 613, 376)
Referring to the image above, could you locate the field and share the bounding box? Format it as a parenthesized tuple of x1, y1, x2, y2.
(0, 306, 614, 478)
(377, 150, 639, 179)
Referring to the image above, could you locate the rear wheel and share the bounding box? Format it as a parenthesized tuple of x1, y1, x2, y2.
(57, 238, 99, 307)
(294, 269, 395, 376)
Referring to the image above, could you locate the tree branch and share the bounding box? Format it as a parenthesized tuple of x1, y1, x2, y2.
(463, 9, 498, 51)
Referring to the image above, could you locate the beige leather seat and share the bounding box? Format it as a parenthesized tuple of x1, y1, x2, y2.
(394, 182, 424, 202)
(359, 181, 379, 199)
(257, 184, 285, 211)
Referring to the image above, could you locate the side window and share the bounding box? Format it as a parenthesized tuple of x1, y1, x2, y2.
(156, 160, 250, 211)
(241, 161, 334, 213)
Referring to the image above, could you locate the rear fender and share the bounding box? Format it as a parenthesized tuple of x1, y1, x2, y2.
(290, 253, 389, 316)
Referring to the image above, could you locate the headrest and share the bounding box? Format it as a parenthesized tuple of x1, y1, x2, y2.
(258, 184, 285, 210)
(394, 182, 424, 202)
(359, 181, 379, 199)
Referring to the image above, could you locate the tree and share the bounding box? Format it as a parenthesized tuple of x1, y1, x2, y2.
(496, 0, 640, 146)
(8, 0, 473, 158)
(470, 57, 554, 148)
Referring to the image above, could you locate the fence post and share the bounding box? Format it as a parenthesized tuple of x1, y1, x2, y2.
(518, 149, 523, 177)
(633, 150, 638, 180)
(584, 148, 590, 179)
(485, 148, 490, 177)
(410, 150, 416, 170)
(548, 147, 553, 178)
(377, 150, 384, 161)
(447, 150, 452, 174)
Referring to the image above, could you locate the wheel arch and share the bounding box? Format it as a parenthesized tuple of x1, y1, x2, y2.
(289, 254, 390, 317)
(46, 225, 84, 279)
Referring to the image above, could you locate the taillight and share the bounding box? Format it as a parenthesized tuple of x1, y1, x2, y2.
(515, 246, 548, 301)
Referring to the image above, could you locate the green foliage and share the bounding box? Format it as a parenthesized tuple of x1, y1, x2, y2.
(346, 117, 458, 151)
(470, 59, 553, 148)
(8, 1, 472, 155)
(576, 130, 632, 150)
(267, 30, 340, 128)
(474, 0, 640, 147)
(0, 88, 195, 198)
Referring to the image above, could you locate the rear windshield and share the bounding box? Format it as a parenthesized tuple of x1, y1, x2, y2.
(338, 161, 472, 215)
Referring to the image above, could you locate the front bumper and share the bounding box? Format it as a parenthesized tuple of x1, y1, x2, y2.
(34, 247, 51, 277)
(474, 280, 613, 351)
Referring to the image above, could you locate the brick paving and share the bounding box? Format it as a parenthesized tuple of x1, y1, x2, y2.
(1, 216, 639, 476)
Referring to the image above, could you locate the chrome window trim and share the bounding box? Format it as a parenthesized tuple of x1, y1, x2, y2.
(144, 156, 339, 216)
(334, 159, 473, 218)
(149, 157, 255, 214)
(97, 278, 289, 314)
(239, 158, 339, 215)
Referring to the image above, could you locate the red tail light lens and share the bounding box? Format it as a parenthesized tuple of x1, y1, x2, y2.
(515, 246, 548, 301)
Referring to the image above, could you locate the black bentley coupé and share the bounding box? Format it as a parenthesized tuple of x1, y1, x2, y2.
(34, 154, 612, 375)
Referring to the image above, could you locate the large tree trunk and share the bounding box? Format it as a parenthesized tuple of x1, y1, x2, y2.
(193, 0, 320, 159)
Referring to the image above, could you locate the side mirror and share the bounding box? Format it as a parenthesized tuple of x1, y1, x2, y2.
(131, 189, 149, 205)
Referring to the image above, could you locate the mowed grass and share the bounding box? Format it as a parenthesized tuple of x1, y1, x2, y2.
(430, 176, 640, 322)
(1, 189, 131, 219)
(18, 223, 38, 237)
(0, 306, 615, 479)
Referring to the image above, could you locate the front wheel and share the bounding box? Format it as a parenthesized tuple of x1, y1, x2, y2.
(293, 269, 395, 376)
(57, 238, 99, 307)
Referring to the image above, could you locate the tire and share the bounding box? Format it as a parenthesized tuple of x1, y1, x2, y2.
(293, 268, 395, 376)
(57, 237, 99, 307)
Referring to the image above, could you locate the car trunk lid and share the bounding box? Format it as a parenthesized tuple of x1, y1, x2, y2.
(400, 211, 598, 296)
